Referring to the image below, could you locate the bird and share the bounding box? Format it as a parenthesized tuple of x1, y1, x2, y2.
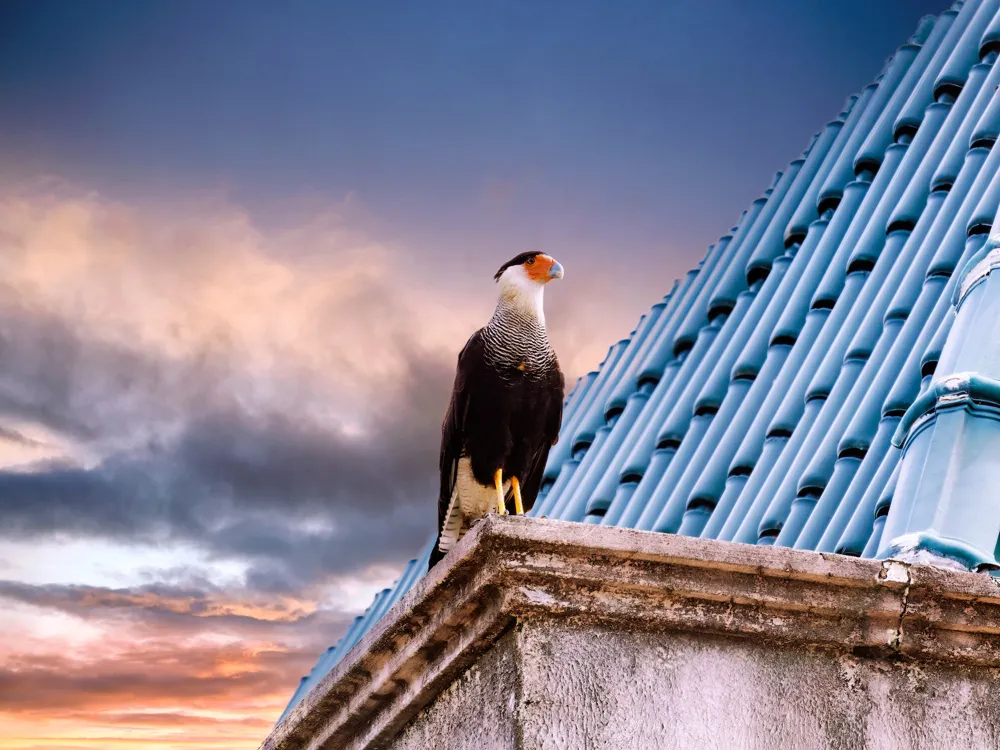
(430, 251, 566, 569)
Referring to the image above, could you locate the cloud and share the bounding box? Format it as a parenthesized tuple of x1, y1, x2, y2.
(0, 579, 316, 625)
(0, 644, 299, 747)
(0, 178, 646, 592)
(0, 179, 477, 584)
(0, 578, 357, 747)
(0, 176, 653, 748)
(1, 642, 293, 713)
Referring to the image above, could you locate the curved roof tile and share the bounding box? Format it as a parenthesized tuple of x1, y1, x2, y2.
(276, 0, 1000, 724)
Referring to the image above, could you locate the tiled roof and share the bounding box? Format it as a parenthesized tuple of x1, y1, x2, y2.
(277, 0, 1000, 723)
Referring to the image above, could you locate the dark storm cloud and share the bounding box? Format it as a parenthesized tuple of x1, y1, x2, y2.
(0, 185, 472, 587)
(0, 182, 637, 591)
(0, 424, 43, 447)
(0, 336, 450, 584)
(0, 285, 624, 589)
(173, 346, 450, 513)
(0, 302, 152, 441)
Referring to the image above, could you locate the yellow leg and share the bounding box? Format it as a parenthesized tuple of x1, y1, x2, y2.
(511, 477, 524, 515)
(494, 468, 507, 515)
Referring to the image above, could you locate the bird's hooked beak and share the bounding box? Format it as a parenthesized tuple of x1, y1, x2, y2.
(547, 259, 564, 280)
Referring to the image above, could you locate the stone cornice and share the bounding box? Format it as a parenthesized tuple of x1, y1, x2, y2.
(260, 516, 1000, 750)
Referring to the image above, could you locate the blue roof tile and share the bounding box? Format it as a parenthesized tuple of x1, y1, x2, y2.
(276, 0, 1000, 724)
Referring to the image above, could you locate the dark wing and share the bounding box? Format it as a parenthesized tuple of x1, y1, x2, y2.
(430, 329, 486, 568)
(514, 358, 565, 514)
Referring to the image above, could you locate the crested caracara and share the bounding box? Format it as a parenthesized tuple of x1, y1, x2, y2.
(430, 251, 565, 568)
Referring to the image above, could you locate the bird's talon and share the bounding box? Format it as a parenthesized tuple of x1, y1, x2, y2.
(511, 476, 524, 515)
(494, 468, 506, 515)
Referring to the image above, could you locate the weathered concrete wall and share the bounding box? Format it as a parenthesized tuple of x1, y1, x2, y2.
(391, 630, 519, 750)
(261, 517, 1000, 750)
(391, 619, 1000, 750)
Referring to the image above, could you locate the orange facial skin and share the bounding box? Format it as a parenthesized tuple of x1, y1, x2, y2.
(524, 253, 561, 283)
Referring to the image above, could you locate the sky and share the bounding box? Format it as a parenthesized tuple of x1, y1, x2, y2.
(0, 1, 946, 748)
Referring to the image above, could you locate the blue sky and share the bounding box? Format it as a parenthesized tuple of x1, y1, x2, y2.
(3, 0, 944, 276)
(0, 2, 948, 747)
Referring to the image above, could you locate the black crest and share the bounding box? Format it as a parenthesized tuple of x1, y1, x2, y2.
(494, 251, 543, 281)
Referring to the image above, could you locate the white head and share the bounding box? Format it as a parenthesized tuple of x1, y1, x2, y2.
(493, 251, 564, 324)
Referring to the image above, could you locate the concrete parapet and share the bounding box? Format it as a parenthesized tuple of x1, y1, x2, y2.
(261, 516, 1000, 750)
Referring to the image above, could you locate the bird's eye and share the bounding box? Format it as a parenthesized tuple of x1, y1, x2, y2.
(525, 257, 535, 266)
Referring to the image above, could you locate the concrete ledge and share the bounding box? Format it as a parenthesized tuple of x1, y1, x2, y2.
(260, 516, 1000, 750)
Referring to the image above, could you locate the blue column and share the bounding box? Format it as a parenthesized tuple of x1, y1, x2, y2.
(879, 231, 1000, 570)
